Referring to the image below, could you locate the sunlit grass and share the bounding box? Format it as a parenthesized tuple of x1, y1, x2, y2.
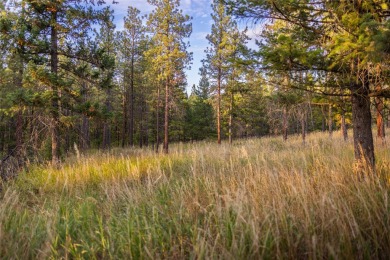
(1, 131, 390, 259)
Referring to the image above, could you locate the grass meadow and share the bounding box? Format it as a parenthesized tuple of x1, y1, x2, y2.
(1, 131, 390, 259)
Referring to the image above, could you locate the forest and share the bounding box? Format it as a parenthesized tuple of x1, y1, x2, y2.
(0, 0, 390, 258)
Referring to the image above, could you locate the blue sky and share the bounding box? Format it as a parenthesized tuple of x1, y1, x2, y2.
(111, 0, 213, 90)
(111, 0, 260, 91)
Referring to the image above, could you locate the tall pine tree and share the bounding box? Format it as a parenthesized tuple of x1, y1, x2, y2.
(146, 0, 192, 154)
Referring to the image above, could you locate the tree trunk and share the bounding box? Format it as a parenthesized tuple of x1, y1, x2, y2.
(375, 85, 385, 145)
(30, 108, 39, 155)
(15, 59, 24, 157)
(321, 106, 326, 132)
(145, 103, 149, 147)
(103, 88, 112, 150)
(156, 85, 160, 153)
(351, 82, 375, 173)
(122, 83, 128, 148)
(50, 11, 60, 165)
(0, 115, 4, 155)
(341, 111, 348, 141)
(163, 79, 169, 154)
(387, 108, 390, 129)
(80, 114, 90, 150)
(6, 118, 12, 153)
(102, 123, 110, 149)
(328, 104, 333, 137)
(217, 67, 222, 145)
(129, 55, 135, 147)
(139, 99, 144, 148)
(64, 109, 71, 152)
(15, 112, 23, 155)
(283, 106, 288, 141)
(80, 82, 90, 151)
(309, 103, 315, 131)
(116, 125, 120, 145)
(301, 110, 306, 145)
(229, 92, 233, 145)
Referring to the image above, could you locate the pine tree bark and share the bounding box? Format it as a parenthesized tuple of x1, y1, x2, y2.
(341, 111, 348, 141)
(321, 106, 326, 132)
(387, 108, 390, 129)
(301, 109, 306, 145)
(156, 85, 160, 153)
(80, 82, 90, 150)
(30, 108, 39, 154)
(351, 81, 375, 172)
(122, 81, 128, 147)
(15, 65, 24, 156)
(283, 106, 288, 141)
(139, 98, 144, 148)
(0, 115, 4, 154)
(103, 88, 112, 150)
(375, 85, 385, 145)
(145, 103, 149, 147)
(129, 55, 135, 147)
(229, 92, 233, 145)
(50, 11, 60, 165)
(64, 109, 71, 152)
(80, 115, 90, 150)
(163, 79, 169, 154)
(217, 67, 222, 145)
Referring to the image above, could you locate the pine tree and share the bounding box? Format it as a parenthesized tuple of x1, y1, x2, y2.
(98, 7, 116, 150)
(15, 0, 111, 163)
(224, 24, 250, 144)
(0, 1, 26, 159)
(203, 0, 237, 144)
(185, 68, 214, 141)
(227, 0, 390, 172)
(117, 6, 145, 147)
(146, 0, 192, 154)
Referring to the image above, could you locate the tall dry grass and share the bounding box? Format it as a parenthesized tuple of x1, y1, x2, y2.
(0, 131, 389, 259)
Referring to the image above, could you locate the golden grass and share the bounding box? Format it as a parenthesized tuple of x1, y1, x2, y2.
(0, 131, 390, 259)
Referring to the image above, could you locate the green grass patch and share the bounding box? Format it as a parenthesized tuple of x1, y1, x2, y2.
(1, 131, 390, 259)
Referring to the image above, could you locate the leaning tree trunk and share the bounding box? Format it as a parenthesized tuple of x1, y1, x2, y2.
(350, 81, 375, 173)
(50, 11, 60, 165)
